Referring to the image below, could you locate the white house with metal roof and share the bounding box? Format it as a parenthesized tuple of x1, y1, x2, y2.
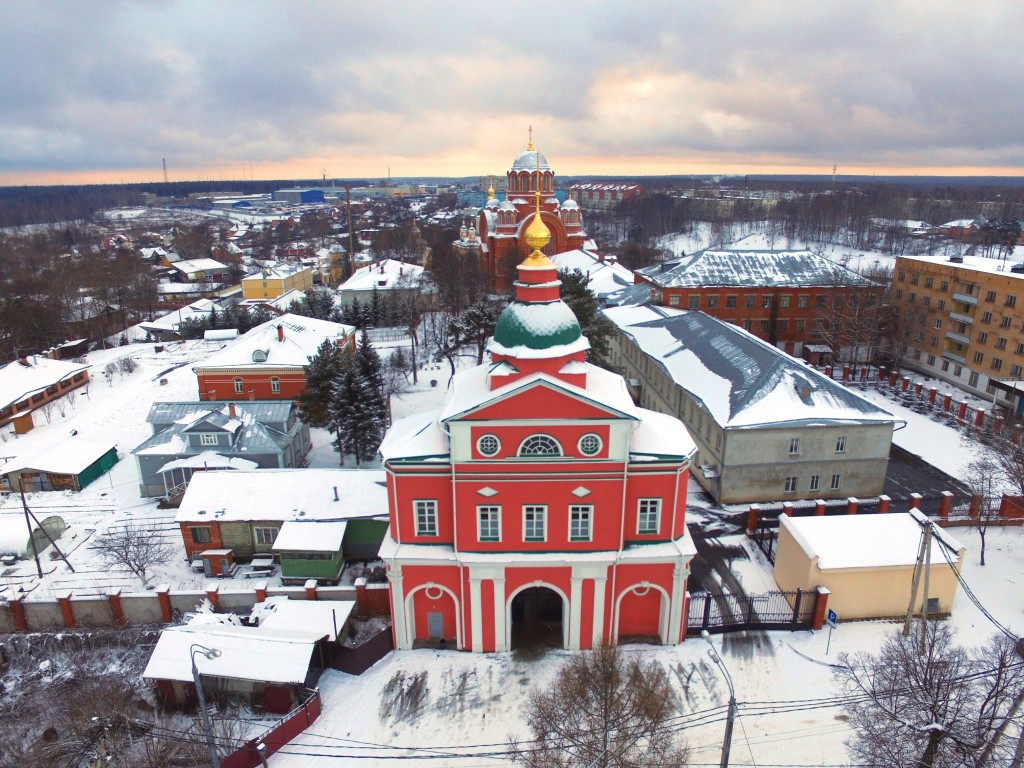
(604, 305, 902, 504)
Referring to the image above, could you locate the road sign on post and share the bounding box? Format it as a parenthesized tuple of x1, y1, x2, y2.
(827, 608, 838, 628)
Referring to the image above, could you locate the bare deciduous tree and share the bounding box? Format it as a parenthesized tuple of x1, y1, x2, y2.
(835, 623, 1024, 768)
(509, 645, 689, 768)
(89, 523, 174, 584)
(961, 454, 1002, 566)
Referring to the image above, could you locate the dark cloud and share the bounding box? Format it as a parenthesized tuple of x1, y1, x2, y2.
(1, 1, 1023, 181)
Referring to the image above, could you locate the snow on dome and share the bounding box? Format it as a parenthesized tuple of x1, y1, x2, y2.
(561, 198, 579, 210)
(491, 300, 582, 352)
(511, 151, 551, 172)
(498, 200, 515, 211)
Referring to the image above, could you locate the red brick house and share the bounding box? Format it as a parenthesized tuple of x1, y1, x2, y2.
(193, 313, 355, 401)
(380, 193, 697, 652)
(616, 249, 883, 356)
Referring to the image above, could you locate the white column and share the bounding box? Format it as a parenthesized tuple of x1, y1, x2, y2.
(568, 576, 584, 650)
(389, 564, 409, 650)
(469, 577, 483, 652)
(591, 575, 607, 647)
(667, 564, 686, 645)
(492, 576, 507, 652)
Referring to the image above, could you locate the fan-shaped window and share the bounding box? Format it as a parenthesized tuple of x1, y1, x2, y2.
(518, 434, 562, 457)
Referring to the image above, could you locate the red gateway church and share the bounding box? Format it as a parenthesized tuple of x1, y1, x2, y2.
(379, 181, 698, 652)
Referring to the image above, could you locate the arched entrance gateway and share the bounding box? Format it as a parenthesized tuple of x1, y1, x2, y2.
(509, 585, 566, 650)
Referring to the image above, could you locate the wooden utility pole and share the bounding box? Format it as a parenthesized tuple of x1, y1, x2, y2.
(919, 522, 932, 656)
(903, 524, 928, 637)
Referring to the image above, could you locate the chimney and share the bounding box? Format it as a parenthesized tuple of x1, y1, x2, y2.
(18, 356, 29, 367)
(228, 402, 237, 418)
(597, 253, 605, 263)
(277, 324, 284, 342)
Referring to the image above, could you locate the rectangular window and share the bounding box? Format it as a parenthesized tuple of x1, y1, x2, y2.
(830, 473, 842, 490)
(922, 296, 930, 307)
(789, 438, 799, 455)
(941, 360, 950, 372)
(796, 318, 806, 332)
(924, 277, 933, 288)
(759, 319, 770, 333)
(1012, 364, 1023, 378)
(199, 433, 218, 446)
(726, 294, 737, 309)
(937, 299, 946, 310)
(1006, 295, 1017, 308)
(271, 377, 281, 393)
(668, 295, 680, 306)
(477, 506, 501, 542)
(798, 295, 809, 308)
(927, 354, 936, 365)
(897, 271, 906, 282)
(816, 294, 827, 308)
(780, 295, 792, 308)
(978, 332, 988, 344)
(974, 352, 985, 364)
(1002, 316, 1012, 328)
(569, 505, 593, 542)
(933, 319, 942, 329)
(190, 526, 212, 544)
(969, 371, 980, 387)
(254, 526, 279, 545)
(895, 289, 903, 299)
(637, 498, 661, 534)
(744, 294, 756, 309)
(785, 476, 797, 493)
(940, 281, 949, 292)
(910, 273, 919, 285)
(777, 318, 789, 332)
(763, 296, 773, 309)
(234, 378, 244, 394)
(809, 475, 820, 492)
(1017, 342, 1024, 355)
(909, 293, 916, 303)
(997, 337, 1007, 350)
(982, 311, 993, 324)
(954, 364, 963, 377)
(706, 296, 719, 310)
(523, 505, 547, 541)
(835, 435, 847, 453)
(986, 290, 997, 302)
(414, 500, 438, 536)
(992, 357, 1003, 371)
(687, 295, 700, 310)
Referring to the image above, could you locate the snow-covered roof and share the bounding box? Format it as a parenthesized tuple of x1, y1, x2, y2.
(897, 252, 1024, 279)
(193, 313, 354, 371)
(241, 264, 311, 281)
(624, 249, 877, 294)
(172, 258, 228, 274)
(238, 288, 306, 312)
(605, 306, 899, 429)
(1, 440, 115, 477)
(156, 452, 258, 474)
(141, 298, 219, 333)
(780, 511, 964, 570)
(338, 259, 424, 293)
(175, 468, 388, 523)
(147, 400, 295, 427)
(0, 356, 89, 411)
(629, 408, 696, 459)
(142, 624, 319, 685)
(378, 412, 448, 462)
(133, 408, 287, 458)
(551, 249, 636, 300)
(273, 520, 347, 552)
(250, 596, 355, 642)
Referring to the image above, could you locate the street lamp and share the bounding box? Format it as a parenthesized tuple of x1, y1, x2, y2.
(190, 643, 222, 768)
(701, 630, 737, 768)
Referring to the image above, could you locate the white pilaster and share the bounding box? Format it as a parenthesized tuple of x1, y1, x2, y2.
(568, 576, 584, 650)
(591, 574, 607, 647)
(388, 564, 409, 650)
(469, 577, 483, 652)
(667, 563, 686, 645)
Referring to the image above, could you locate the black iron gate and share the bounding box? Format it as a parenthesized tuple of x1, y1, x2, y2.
(686, 589, 818, 636)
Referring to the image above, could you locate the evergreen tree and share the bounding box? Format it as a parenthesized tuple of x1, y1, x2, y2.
(296, 339, 347, 428)
(370, 287, 383, 326)
(453, 298, 505, 364)
(558, 268, 617, 369)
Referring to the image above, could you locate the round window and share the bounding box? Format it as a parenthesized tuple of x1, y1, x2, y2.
(578, 433, 602, 456)
(477, 434, 501, 457)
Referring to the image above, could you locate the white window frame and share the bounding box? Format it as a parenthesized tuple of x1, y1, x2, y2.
(199, 433, 219, 446)
(517, 434, 563, 457)
(809, 474, 820, 492)
(637, 498, 661, 535)
(569, 505, 593, 542)
(233, 377, 244, 394)
(270, 376, 281, 394)
(523, 505, 547, 542)
(190, 526, 212, 544)
(477, 505, 501, 542)
(830, 474, 842, 490)
(785, 476, 797, 493)
(254, 526, 279, 545)
(577, 433, 603, 457)
(835, 435, 847, 453)
(477, 434, 501, 457)
(414, 499, 438, 537)
(788, 438, 799, 455)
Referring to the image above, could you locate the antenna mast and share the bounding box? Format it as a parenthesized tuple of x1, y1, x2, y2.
(162, 158, 168, 184)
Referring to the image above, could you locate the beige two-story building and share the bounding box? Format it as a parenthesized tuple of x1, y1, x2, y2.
(604, 305, 902, 504)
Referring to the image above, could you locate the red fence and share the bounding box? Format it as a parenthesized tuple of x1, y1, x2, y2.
(221, 688, 322, 768)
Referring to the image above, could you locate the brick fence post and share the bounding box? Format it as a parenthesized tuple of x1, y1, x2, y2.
(305, 579, 318, 601)
(745, 504, 761, 535)
(877, 494, 891, 513)
(205, 584, 220, 612)
(846, 497, 859, 515)
(781, 501, 795, 518)
(939, 491, 954, 521)
(815, 499, 826, 516)
(108, 587, 125, 626)
(909, 492, 923, 511)
(969, 494, 982, 519)
(812, 587, 831, 630)
(57, 591, 75, 629)
(156, 584, 172, 623)
(10, 597, 27, 632)
(254, 580, 268, 603)
(355, 577, 368, 617)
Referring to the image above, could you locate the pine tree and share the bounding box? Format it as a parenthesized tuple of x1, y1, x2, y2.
(296, 339, 347, 428)
(558, 268, 617, 369)
(454, 298, 505, 363)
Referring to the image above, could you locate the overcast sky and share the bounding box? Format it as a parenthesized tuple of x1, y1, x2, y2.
(2, 1, 1023, 186)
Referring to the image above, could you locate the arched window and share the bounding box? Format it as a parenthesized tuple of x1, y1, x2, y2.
(270, 377, 281, 394)
(518, 434, 562, 457)
(233, 378, 244, 394)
